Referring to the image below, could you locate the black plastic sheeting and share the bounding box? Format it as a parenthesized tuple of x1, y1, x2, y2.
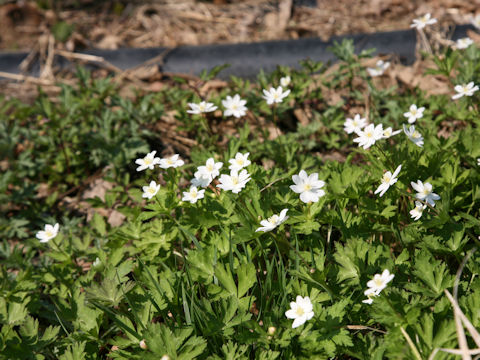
(0, 24, 475, 79)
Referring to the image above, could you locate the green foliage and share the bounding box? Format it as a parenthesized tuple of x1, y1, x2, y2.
(1, 38, 480, 359)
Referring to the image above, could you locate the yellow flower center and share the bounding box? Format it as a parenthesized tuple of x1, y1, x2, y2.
(303, 184, 312, 191)
(383, 174, 391, 183)
(190, 189, 198, 198)
(366, 131, 373, 138)
(412, 131, 420, 138)
(45, 230, 53, 238)
(411, 109, 417, 115)
(232, 177, 239, 185)
(207, 164, 214, 172)
(268, 215, 279, 224)
(374, 278, 384, 287)
(148, 187, 156, 194)
(236, 159, 244, 166)
(167, 158, 174, 165)
(144, 157, 152, 165)
(295, 307, 305, 316)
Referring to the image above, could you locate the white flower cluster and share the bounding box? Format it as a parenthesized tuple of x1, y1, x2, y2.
(187, 84, 291, 121)
(135, 151, 185, 200)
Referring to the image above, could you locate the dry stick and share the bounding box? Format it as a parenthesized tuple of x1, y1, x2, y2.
(451, 249, 477, 360)
(0, 71, 58, 86)
(417, 28, 433, 55)
(429, 251, 480, 360)
(346, 325, 386, 334)
(445, 290, 480, 348)
(40, 34, 55, 80)
(440, 348, 480, 356)
(55, 49, 144, 86)
(452, 297, 472, 360)
(453, 248, 480, 348)
(19, 44, 40, 73)
(113, 47, 173, 83)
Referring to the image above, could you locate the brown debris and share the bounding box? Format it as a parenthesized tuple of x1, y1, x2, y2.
(1, 0, 478, 52)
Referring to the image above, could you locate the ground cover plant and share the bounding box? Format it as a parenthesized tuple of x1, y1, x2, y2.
(2, 21, 480, 359)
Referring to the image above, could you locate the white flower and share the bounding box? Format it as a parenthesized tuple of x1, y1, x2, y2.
(159, 154, 184, 169)
(472, 14, 480, 30)
(228, 152, 251, 171)
(182, 186, 205, 204)
(217, 169, 251, 194)
(222, 94, 247, 118)
(344, 114, 367, 134)
(456, 37, 473, 50)
(135, 151, 160, 171)
(280, 76, 291, 87)
(403, 104, 425, 124)
(383, 127, 402, 138)
(262, 86, 290, 105)
(411, 180, 440, 207)
(191, 175, 212, 188)
(290, 170, 326, 203)
(36, 223, 59, 243)
(363, 269, 394, 305)
(142, 181, 160, 200)
(410, 13, 437, 29)
(410, 201, 427, 220)
(367, 60, 390, 77)
(255, 209, 289, 232)
(362, 288, 378, 305)
(187, 101, 217, 114)
(93, 257, 101, 267)
(478, 158, 480, 166)
(403, 124, 424, 147)
(374, 165, 402, 197)
(285, 295, 314, 328)
(353, 123, 384, 149)
(195, 158, 223, 181)
(452, 82, 479, 100)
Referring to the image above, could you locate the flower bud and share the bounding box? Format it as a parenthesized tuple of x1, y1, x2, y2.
(268, 326, 276, 335)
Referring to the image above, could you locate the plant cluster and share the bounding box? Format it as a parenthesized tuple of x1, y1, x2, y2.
(1, 28, 480, 359)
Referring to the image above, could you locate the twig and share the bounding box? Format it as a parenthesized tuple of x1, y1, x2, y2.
(0, 71, 57, 86)
(19, 44, 40, 73)
(445, 290, 480, 348)
(346, 325, 387, 334)
(40, 34, 55, 79)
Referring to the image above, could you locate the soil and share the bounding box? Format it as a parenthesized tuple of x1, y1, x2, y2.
(0, 0, 478, 52)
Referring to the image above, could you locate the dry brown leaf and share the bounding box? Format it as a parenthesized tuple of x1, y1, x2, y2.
(108, 210, 126, 227)
(82, 178, 114, 202)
